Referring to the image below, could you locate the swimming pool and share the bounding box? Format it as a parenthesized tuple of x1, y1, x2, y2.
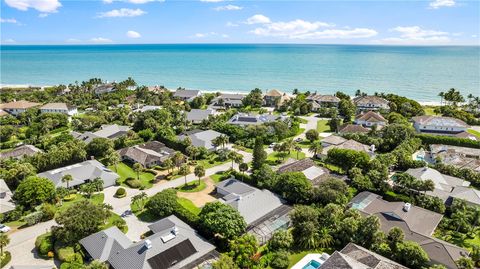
(302, 260, 322, 269)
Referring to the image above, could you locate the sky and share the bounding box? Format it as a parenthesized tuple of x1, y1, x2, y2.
(1, 0, 479, 45)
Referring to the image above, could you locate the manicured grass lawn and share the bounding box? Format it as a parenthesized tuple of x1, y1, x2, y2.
(3, 220, 27, 228)
(210, 171, 228, 183)
(423, 106, 440, 115)
(196, 154, 228, 169)
(316, 120, 331, 132)
(101, 212, 128, 233)
(177, 197, 201, 215)
(298, 117, 308, 124)
(266, 151, 306, 165)
(56, 193, 105, 214)
(109, 162, 155, 188)
(232, 144, 253, 153)
(287, 248, 335, 268)
(467, 129, 480, 139)
(176, 180, 207, 193)
(297, 140, 312, 148)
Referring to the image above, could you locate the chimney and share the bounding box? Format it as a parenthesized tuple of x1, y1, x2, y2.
(145, 239, 152, 249)
(403, 203, 411, 212)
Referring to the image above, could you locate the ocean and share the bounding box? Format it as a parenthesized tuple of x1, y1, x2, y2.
(1, 44, 479, 101)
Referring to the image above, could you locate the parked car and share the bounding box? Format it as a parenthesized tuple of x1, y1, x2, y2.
(0, 224, 11, 233)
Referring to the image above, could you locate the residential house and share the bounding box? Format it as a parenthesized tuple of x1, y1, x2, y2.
(320, 135, 374, 157)
(186, 109, 214, 124)
(338, 124, 370, 134)
(173, 89, 200, 102)
(404, 167, 478, 206)
(0, 179, 15, 214)
(210, 93, 245, 108)
(320, 243, 408, 269)
(430, 144, 480, 172)
(413, 116, 469, 134)
(0, 145, 42, 160)
(277, 158, 332, 185)
(0, 109, 9, 117)
(0, 100, 41, 116)
(40, 102, 78, 116)
(264, 89, 286, 107)
(216, 178, 291, 244)
(353, 96, 389, 111)
(349, 191, 469, 269)
(228, 113, 282, 126)
(80, 215, 217, 269)
(118, 141, 175, 168)
(94, 83, 115, 95)
(133, 105, 162, 113)
(71, 124, 132, 144)
(306, 94, 340, 109)
(37, 160, 119, 188)
(177, 129, 223, 151)
(354, 111, 387, 129)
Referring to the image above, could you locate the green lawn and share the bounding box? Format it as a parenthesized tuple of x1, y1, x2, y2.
(177, 197, 201, 215)
(232, 144, 253, 153)
(56, 193, 104, 214)
(316, 120, 331, 132)
(467, 129, 480, 140)
(109, 162, 155, 188)
(196, 154, 229, 169)
(210, 171, 228, 183)
(101, 212, 128, 233)
(423, 106, 440, 115)
(287, 248, 335, 268)
(176, 180, 207, 193)
(266, 151, 306, 165)
(297, 140, 312, 149)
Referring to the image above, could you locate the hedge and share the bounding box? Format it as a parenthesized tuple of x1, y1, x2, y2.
(0, 251, 11, 268)
(35, 233, 54, 257)
(416, 134, 480, 149)
(24, 211, 44, 226)
(114, 187, 127, 198)
(125, 178, 141, 189)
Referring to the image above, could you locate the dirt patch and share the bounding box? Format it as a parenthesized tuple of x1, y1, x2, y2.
(176, 177, 216, 207)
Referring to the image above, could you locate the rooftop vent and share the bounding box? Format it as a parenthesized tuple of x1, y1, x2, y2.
(145, 239, 152, 249)
(403, 203, 411, 212)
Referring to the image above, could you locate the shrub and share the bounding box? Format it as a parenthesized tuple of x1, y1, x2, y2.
(125, 178, 141, 189)
(59, 261, 85, 269)
(35, 233, 54, 256)
(268, 230, 293, 251)
(63, 194, 76, 201)
(24, 211, 44, 226)
(41, 203, 57, 221)
(0, 251, 11, 268)
(56, 246, 82, 263)
(145, 189, 178, 218)
(114, 187, 126, 198)
(270, 251, 289, 269)
(175, 203, 200, 228)
(416, 134, 480, 149)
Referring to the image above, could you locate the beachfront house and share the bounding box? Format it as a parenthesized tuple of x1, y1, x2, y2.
(37, 160, 119, 188)
(71, 124, 132, 144)
(353, 96, 389, 111)
(0, 145, 42, 160)
(228, 113, 282, 126)
(173, 89, 200, 102)
(94, 83, 116, 95)
(177, 129, 223, 151)
(210, 93, 245, 108)
(215, 178, 291, 244)
(349, 191, 468, 269)
(80, 215, 217, 269)
(40, 102, 78, 116)
(306, 94, 340, 109)
(354, 110, 387, 129)
(412, 115, 469, 135)
(118, 141, 176, 168)
(186, 109, 215, 124)
(0, 100, 41, 116)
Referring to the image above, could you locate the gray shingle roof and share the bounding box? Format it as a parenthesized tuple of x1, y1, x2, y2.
(71, 124, 131, 143)
(228, 113, 281, 125)
(413, 115, 469, 128)
(0, 145, 42, 160)
(186, 109, 214, 123)
(353, 96, 389, 106)
(178, 129, 223, 150)
(118, 141, 175, 167)
(173, 90, 200, 99)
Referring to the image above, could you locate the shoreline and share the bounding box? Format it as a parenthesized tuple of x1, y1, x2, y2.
(0, 83, 443, 106)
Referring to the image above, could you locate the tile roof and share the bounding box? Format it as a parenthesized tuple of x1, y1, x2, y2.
(277, 158, 330, 184)
(412, 116, 469, 128)
(40, 102, 75, 110)
(405, 167, 470, 192)
(449, 186, 480, 206)
(0, 100, 41, 109)
(339, 124, 370, 134)
(0, 145, 42, 159)
(322, 138, 372, 155)
(321, 135, 347, 145)
(173, 89, 200, 98)
(118, 141, 175, 166)
(265, 89, 283, 97)
(356, 111, 387, 123)
(72, 124, 131, 143)
(353, 96, 389, 106)
(306, 94, 341, 103)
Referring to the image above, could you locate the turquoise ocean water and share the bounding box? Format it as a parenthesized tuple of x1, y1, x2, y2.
(1, 44, 479, 101)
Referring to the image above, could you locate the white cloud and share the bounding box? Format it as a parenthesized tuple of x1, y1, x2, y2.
(98, 8, 146, 18)
(66, 38, 82, 43)
(379, 26, 450, 44)
(472, 34, 478, 38)
(5, 0, 61, 13)
(126, 30, 141, 38)
(90, 37, 113, 43)
(3, 39, 16, 44)
(0, 18, 19, 24)
(192, 32, 229, 38)
(214, 4, 242, 11)
(226, 22, 238, 27)
(429, 0, 455, 9)
(200, 0, 226, 2)
(38, 13, 49, 18)
(245, 14, 271, 25)
(103, 0, 163, 3)
(251, 19, 333, 37)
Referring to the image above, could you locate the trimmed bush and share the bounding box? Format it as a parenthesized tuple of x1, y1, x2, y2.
(24, 211, 44, 226)
(125, 178, 141, 189)
(0, 251, 11, 268)
(63, 194, 76, 201)
(41, 203, 56, 221)
(114, 187, 126, 198)
(416, 133, 480, 148)
(56, 246, 82, 263)
(35, 233, 54, 257)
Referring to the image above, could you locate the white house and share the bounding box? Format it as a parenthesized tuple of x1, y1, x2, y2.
(412, 116, 469, 134)
(354, 111, 387, 128)
(0, 100, 41, 116)
(40, 102, 78, 116)
(353, 96, 389, 111)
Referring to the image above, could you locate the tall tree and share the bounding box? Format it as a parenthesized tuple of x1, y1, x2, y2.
(194, 165, 205, 185)
(252, 137, 267, 170)
(132, 163, 143, 181)
(62, 174, 73, 189)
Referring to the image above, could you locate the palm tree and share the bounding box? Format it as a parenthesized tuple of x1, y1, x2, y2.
(438, 91, 445, 106)
(179, 164, 190, 185)
(294, 145, 302, 160)
(214, 135, 229, 149)
(0, 233, 10, 258)
(131, 192, 148, 211)
(62, 174, 73, 189)
(308, 141, 323, 157)
(186, 146, 199, 161)
(133, 163, 143, 181)
(239, 163, 248, 174)
(282, 139, 294, 155)
(194, 165, 205, 185)
(172, 152, 184, 170)
(163, 158, 173, 174)
(317, 227, 334, 248)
